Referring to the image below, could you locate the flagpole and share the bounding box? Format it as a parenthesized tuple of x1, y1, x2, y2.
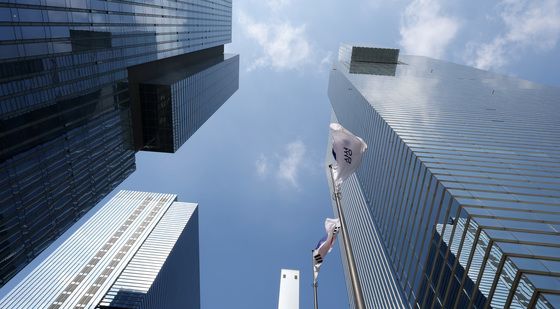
(328, 164, 366, 309)
(312, 250, 319, 309)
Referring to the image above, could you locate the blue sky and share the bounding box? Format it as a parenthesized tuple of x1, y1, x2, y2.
(2, 0, 560, 308)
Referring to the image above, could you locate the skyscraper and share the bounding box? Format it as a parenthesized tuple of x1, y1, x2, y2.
(327, 44, 560, 308)
(0, 0, 234, 286)
(131, 52, 239, 153)
(0, 190, 199, 309)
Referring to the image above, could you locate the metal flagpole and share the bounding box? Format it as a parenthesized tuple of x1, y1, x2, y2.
(328, 164, 366, 309)
(312, 250, 319, 309)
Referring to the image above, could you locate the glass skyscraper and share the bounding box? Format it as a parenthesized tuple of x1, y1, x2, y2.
(133, 52, 239, 152)
(0, 0, 233, 286)
(0, 190, 200, 309)
(327, 45, 560, 308)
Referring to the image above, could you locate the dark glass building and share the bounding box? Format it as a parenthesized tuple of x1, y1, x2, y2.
(327, 45, 560, 308)
(0, 190, 200, 309)
(0, 0, 232, 286)
(131, 51, 239, 152)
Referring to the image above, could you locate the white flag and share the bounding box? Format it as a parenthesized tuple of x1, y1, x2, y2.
(313, 218, 341, 284)
(330, 123, 368, 192)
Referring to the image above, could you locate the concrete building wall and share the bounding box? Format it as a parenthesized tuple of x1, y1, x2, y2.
(278, 269, 300, 309)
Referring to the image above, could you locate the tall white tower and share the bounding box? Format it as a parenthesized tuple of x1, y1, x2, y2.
(278, 269, 300, 309)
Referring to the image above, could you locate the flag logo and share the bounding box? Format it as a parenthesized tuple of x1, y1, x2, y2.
(330, 123, 368, 192)
(343, 147, 352, 164)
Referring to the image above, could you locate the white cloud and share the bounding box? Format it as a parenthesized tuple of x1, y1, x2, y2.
(239, 11, 312, 71)
(277, 140, 306, 188)
(254, 140, 309, 188)
(399, 0, 460, 59)
(465, 0, 560, 70)
(255, 154, 268, 177)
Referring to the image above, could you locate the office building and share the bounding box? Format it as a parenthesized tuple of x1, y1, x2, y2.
(0, 0, 234, 286)
(131, 52, 239, 153)
(278, 269, 299, 309)
(327, 44, 560, 308)
(0, 190, 200, 309)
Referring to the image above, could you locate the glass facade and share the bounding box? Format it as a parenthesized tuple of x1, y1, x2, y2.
(98, 201, 199, 309)
(0, 0, 232, 116)
(138, 53, 239, 152)
(0, 0, 232, 286)
(0, 104, 135, 287)
(325, 166, 408, 308)
(0, 190, 200, 309)
(327, 45, 560, 308)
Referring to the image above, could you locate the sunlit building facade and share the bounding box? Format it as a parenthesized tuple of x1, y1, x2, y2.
(327, 45, 560, 308)
(278, 269, 300, 309)
(0, 0, 232, 286)
(0, 190, 200, 309)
